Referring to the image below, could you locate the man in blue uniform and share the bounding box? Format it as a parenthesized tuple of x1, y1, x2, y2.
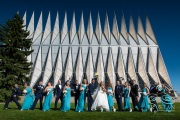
(30, 81, 44, 110)
(54, 80, 63, 110)
(4, 84, 22, 110)
(87, 79, 95, 111)
(115, 80, 124, 111)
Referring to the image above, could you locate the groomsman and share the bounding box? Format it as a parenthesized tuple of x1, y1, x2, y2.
(129, 79, 142, 111)
(115, 80, 124, 111)
(72, 80, 80, 108)
(54, 80, 63, 110)
(88, 79, 95, 111)
(4, 84, 22, 110)
(149, 82, 159, 112)
(30, 81, 44, 110)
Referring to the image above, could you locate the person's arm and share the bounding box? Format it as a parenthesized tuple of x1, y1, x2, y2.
(128, 86, 131, 97)
(146, 87, 150, 95)
(127, 78, 133, 86)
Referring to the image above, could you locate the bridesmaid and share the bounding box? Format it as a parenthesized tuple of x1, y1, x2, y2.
(124, 82, 132, 112)
(107, 81, 116, 112)
(42, 82, 54, 111)
(60, 80, 71, 112)
(75, 84, 87, 112)
(161, 83, 173, 112)
(21, 83, 34, 111)
(82, 79, 88, 106)
(139, 83, 150, 112)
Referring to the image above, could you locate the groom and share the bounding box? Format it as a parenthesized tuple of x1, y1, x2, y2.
(87, 78, 95, 111)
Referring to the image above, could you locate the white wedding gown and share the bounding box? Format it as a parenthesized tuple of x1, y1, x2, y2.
(91, 85, 109, 111)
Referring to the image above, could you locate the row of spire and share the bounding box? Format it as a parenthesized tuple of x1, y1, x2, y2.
(22, 11, 157, 45)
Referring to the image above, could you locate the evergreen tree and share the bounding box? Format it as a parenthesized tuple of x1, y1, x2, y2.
(0, 13, 33, 101)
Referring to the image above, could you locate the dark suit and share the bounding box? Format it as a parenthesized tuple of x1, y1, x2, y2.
(149, 85, 159, 111)
(128, 80, 141, 111)
(87, 83, 95, 111)
(54, 84, 63, 109)
(72, 84, 80, 108)
(115, 85, 124, 111)
(30, 84, 44, 110)
(4, 87, 22, 110)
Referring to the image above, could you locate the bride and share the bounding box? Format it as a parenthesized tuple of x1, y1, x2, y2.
(91, 81, 109, 112)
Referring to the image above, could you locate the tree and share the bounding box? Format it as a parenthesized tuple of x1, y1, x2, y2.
(0, 13, 33, 101)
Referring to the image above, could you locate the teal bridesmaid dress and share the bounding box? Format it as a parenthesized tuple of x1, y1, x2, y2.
(60, 87, 71, 112)
(21, 86, 34, 110)
(139, 88, 150, 112)
(107, 87, 114, 111)
(161, 88, 173, 112)
(75, 84, 86, 112)
(42, 88, 53, 111)
(124, 87, 131, 110)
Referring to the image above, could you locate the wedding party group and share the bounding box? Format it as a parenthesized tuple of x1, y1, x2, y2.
(3, 77, 174, 113)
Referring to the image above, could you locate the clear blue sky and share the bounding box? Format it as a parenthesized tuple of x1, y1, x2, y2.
(0, 0, 179, 92)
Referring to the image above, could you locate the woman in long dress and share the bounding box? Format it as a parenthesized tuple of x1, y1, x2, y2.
(42, 82, 54, 111)
(139, 83, 150, 112)
(60, 80, 71, 112)
(124, 82, 132, 112)
(91, 81, 109, 112)
(160, 83, 173, 112)
(106, 81, 116, 112)
(75, 84, 87, 112)
(82, 79, 88, 106)
(21, 83, 34, 110)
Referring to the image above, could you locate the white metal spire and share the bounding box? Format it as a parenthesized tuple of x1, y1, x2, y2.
(112, 13, 119, 43)
(87, 13, 93, 43)
(70, 12, 76, 43)
(61, 12, 68, 43)
(27, 11, 34, 37)
(33, 11, 42, 42)
(146, 16, 157, 44)
(138, 16, 148, 44)
(78, 12, 85, 43)
(104, 13, 111, 43)
(95, 13, 102, 43)
(121, 14, 129, 44)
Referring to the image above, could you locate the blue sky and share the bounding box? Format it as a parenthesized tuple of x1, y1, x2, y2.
(0, 0, 179, 92)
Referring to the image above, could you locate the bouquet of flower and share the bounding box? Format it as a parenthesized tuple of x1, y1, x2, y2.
(156, 85, 162, 92)
(142, 92, 147, 96)
(107, 89, 113, 96)
(23, 89, 27, 94)
(80, 87, 84, 91)
(63, 90, 67, 95)
(47, 88, 51, 95)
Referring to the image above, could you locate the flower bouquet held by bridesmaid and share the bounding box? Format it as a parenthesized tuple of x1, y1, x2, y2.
(21, 83, 34, 111)
(42, 82, 54, 111)
(60, 80, 71, 112)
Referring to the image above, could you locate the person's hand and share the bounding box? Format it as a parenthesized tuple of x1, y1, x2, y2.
(119, 95, 120, 98)
(136, 96, 139, 99)
(13, 95, 16, 97)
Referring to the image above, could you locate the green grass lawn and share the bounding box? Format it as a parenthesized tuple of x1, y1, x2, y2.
(0, 102, 180, 120)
